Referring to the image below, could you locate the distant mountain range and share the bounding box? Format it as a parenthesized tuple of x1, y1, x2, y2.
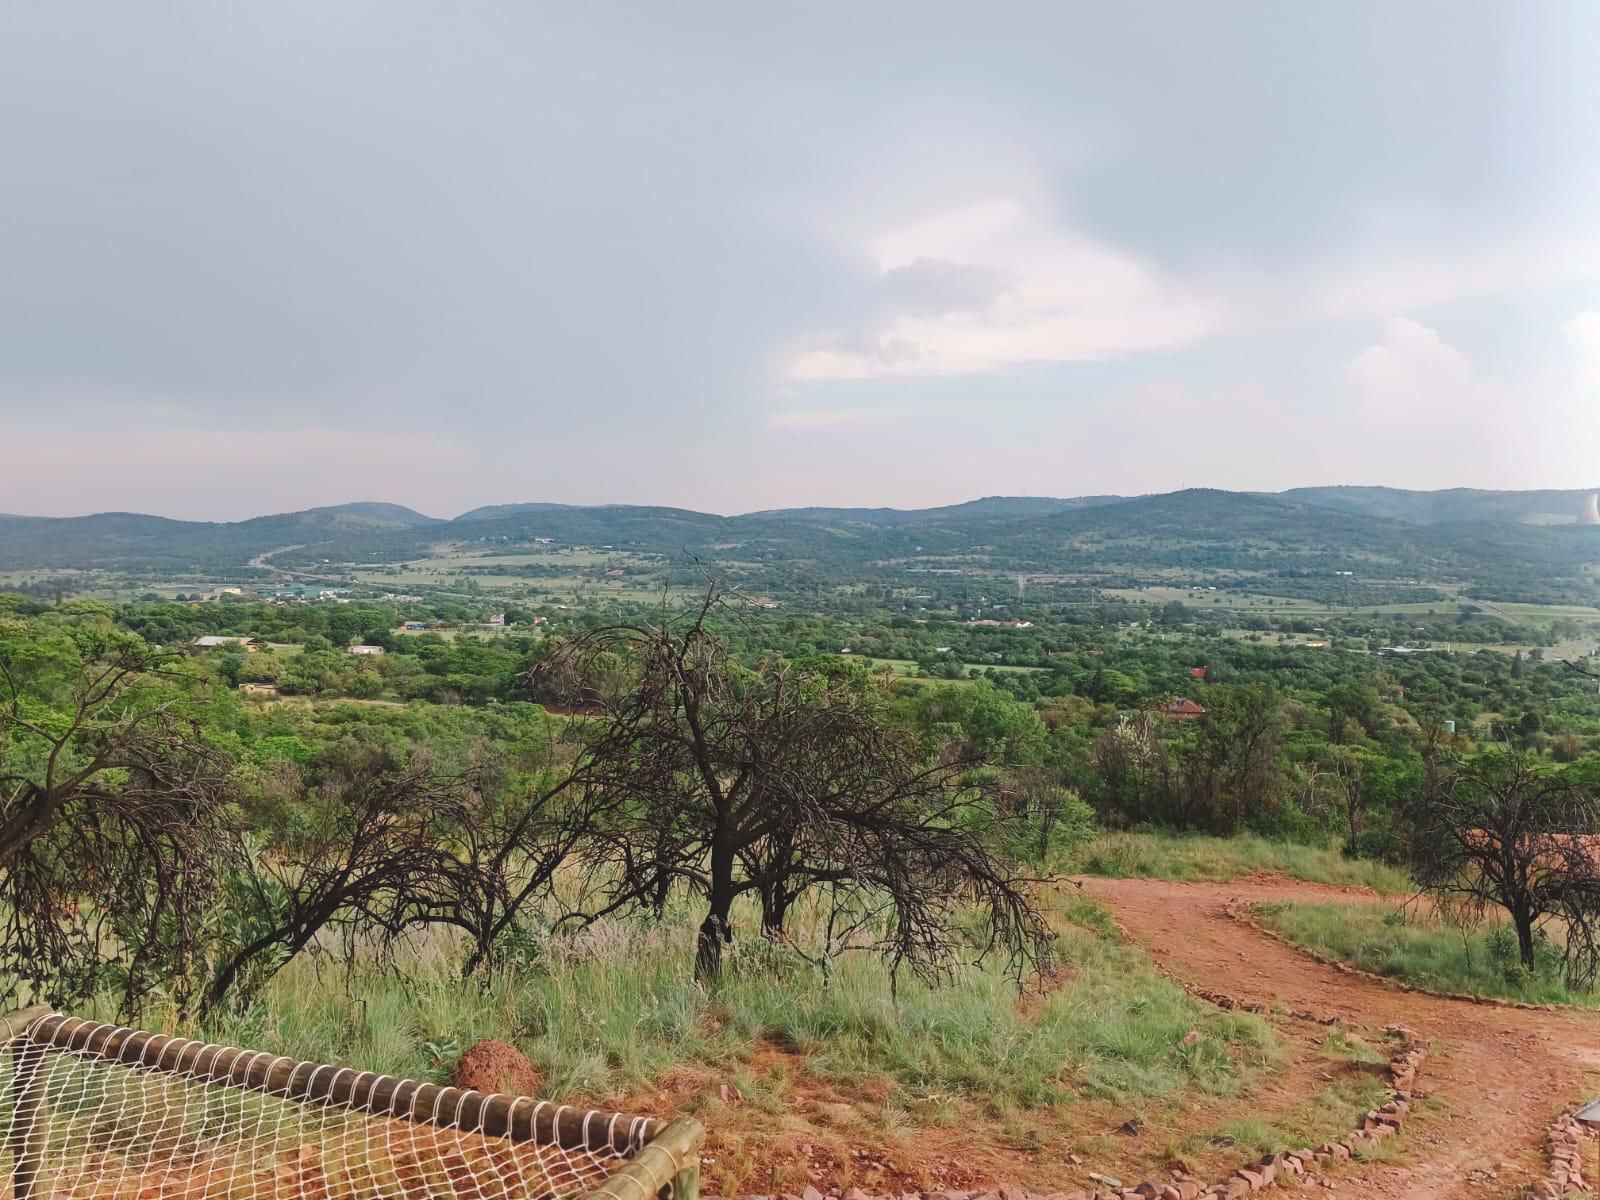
(2, 487, 1598, 604)
(451, 486, 1599, 529)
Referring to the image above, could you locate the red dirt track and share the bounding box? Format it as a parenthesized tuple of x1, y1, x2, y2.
(1083, 874, 1600, 1200)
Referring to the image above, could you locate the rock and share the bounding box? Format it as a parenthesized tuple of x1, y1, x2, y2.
(1121, 1118, 1145, 1136)
(802, 1186, 825, 1200)
(1088, 1175, 1123, 1190)
(1180, 1031, 1201, 1046)
(841, 1189, 872, 1200)
(450, 1040, 542, 1097)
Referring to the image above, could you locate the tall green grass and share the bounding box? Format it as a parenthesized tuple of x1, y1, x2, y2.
(197, 891, 1279, 1124)
(1255, 900, 1600, 1007)
(1077, 831, 1413, 894)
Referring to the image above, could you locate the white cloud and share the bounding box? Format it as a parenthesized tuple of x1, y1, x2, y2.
(781, 166, 1600, 385)
(1564, 310, 1600, 391)
(1308, 229, 1600, 325)
(787, 198, 1226, 379)
(1343, 318, 1478, 425)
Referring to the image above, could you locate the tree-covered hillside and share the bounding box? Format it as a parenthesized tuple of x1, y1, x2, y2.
(3, 488, 1598, 605)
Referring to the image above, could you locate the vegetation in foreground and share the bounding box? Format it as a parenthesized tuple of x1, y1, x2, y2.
(4, 576, 1600, 1186)
(210, 891, 1271, 1112)
(1254, 899, 1600, 1007)
(181, 890, 1417, 1195)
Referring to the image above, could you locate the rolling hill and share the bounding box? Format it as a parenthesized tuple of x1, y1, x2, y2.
(2, 487, 1598, 605)
(1278, 485, 1598, 526)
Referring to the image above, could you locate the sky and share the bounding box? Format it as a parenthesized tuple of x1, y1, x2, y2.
(2, 2, 1599, 520)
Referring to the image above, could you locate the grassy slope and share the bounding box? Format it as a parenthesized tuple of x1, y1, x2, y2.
(169, 868, 1430, 1192)
(207, 891, 1272, 1107)
(1076, 831, 1413, 895)
(184, 889, 1317, 1193)
(1254, 899, 1600, 1008)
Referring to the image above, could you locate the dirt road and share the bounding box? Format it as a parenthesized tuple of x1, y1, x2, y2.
(1082, 875, 1600, 1200)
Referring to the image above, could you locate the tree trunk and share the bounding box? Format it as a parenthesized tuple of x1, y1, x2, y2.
(760, 883, 791, 938)
(696, 831, 736, 980)
(1513, 906, 1537, 971)
(695, 898, 732, 979)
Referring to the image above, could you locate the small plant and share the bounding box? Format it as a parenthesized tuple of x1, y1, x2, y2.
(1485, 925, 1517, 968)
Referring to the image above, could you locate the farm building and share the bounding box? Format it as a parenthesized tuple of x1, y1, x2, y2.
(238, 682, 279, 697)
(1159, 697, 1207, 721)
(348, 644, 385, 656)
(190, 635, 258, 652)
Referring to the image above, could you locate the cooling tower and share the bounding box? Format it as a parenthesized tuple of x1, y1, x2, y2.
(1583, 490, 1600, 526)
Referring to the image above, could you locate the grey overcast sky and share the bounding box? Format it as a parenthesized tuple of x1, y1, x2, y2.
(2, 2, 1598, 519)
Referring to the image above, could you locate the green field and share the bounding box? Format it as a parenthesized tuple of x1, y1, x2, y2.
(847, 655, 1044, 684)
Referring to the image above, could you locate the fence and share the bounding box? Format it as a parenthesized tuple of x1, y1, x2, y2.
(0, 1008, 701, 1200)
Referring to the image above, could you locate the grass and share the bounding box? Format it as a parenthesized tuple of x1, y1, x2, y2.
(1075, 831, 1414, 895)
(1195, 1077, 1392, 1155)
(204, 892, 1276, 1112)
(183, 889, 1282, 1192)
(1164, 1025, 1394, 1161)
(1254, 899, 1600, 1007)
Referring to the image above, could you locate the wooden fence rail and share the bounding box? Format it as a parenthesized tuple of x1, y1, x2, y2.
(0, 1007, 702, 1200)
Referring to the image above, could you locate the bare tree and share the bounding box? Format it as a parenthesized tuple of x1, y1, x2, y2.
(208, 733, 605, 1011)
(204, 751, 477, 1013)
(523, 586, 1050, 982)
(0, 624, 234, 1013)
(1409, 751, 1600, 981)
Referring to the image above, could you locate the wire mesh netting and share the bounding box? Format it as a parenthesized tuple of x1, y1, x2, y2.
(0, 1015, 669, 1200)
